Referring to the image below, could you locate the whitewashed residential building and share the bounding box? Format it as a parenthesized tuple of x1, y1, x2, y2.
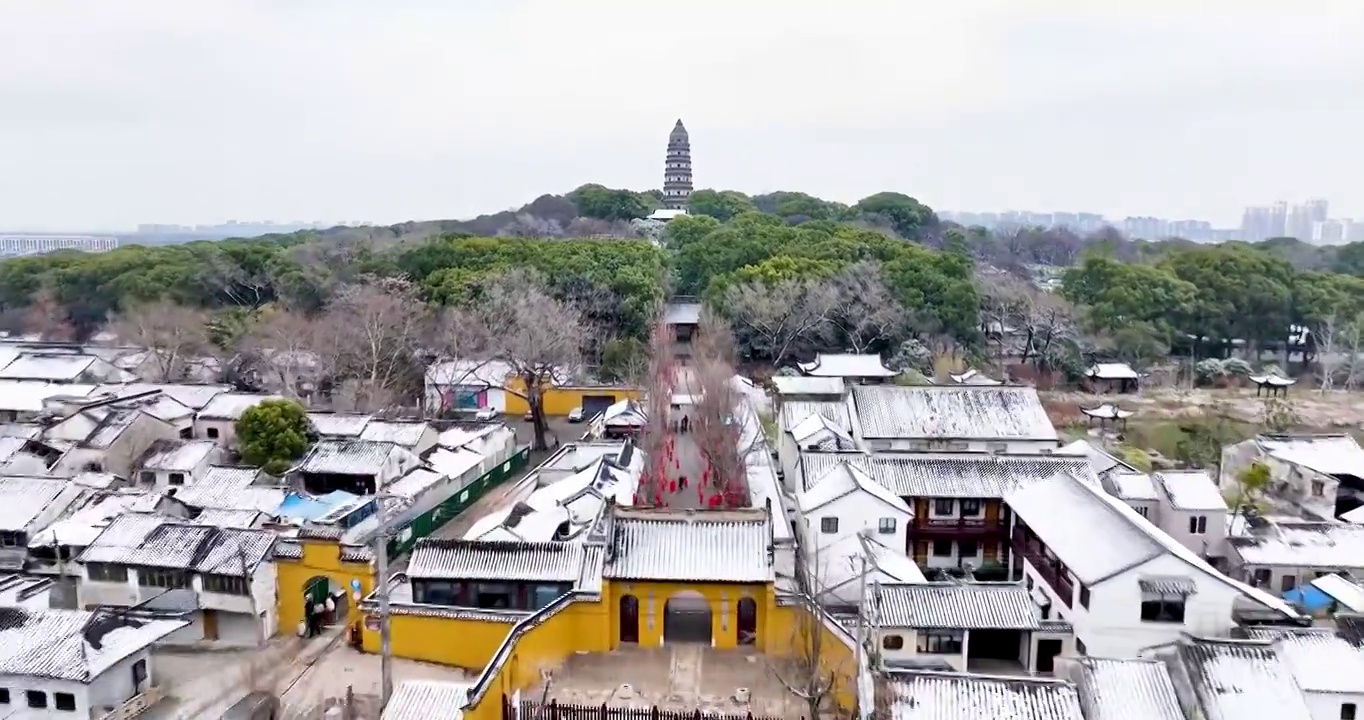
(0, 382, 100, 423)
(76, 514, 278, 646)
(423, 360, 513, 415)
(291, 440, 424, 496)
(1220, 434, 1364, 521)
(193, 393, 283, 446)
(778, 413, 856, 491)
(307, 412, 375, 439)
(797, 461, 911, 561)
(0, 477, 86, 571)
(872, 582, 1075, 675)
(0, 607, 186, 719)
(27, 491, 193, 576)
(134, 439, 222, 490)
(1105, 471, 1160, 519)
(1007, 472, 1298, 658)
(1227, 517, 1364, 594)
(172, 466, 285, 514)
(813, 534, 925, 606)
(848, 385, 1059, 453)
(42, 398, 182, 478)
(796, 353, 896, 383)
(1153, 470, 1230, 561)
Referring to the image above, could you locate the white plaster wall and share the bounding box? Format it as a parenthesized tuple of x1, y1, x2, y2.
(874, 628, 967, 671)
(0, 672, 93, 719)
(193, 418, 237, 447)
(1304, 691, 1364, 720)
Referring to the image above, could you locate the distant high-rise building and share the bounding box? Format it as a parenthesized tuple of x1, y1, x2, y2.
(0, 234, 118, 257)
(1240, 202, 1289, 241)
(662, 119, 693, 210)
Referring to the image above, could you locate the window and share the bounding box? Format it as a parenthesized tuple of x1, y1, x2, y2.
(87, 563, 129, 582)
(1076, 638, 1087, 655)
(532, 584, 569, 610)
(168, 472, 186, 486)
(959, 540, 978, 557)
(1140, 594, 1186, 623)
(820, 517, 839, 534)
(881, 634, 904, 650)
(917, 630, 964, 654)
(203, 574, 249, 595)
(206, 427, 220, 439)
(1188, 516, 1207, 534)
(1079, 585, 1091, 608)
(0, 531, 23, 547)
(1342, 702, 1357, 720)
(988, 443, 1008, 454)
(932, 540, 953, 557)
(1026, 575, 1034, 590)
(413, 580, 458, 606)
(139, 471, 155, 484)
(179, 427, 193, 439)
(1253, 568, 1272, 587)
(933, 499, 955, 516)
(54, 693, 75, 712)
(960, 499, 982, 517)
(1312, 480, 1325, 497)
(1134, 506, 1149, 518)
(877, 518, 896, 534)
(1281, 575, 1297, 593)
(137, 567, 190, 589)
(26, 691, 46, 709)
(0, 688, 9, 703)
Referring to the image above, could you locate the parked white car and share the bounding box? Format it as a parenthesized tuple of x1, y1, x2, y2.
(474, 407, 498, 421)
(567, 407, 585, 423)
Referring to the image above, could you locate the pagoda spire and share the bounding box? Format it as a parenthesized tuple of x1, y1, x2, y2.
(662, 120, 693, 210)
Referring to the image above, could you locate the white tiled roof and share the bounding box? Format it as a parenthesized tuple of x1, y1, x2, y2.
(295, 440, 403, 475)
(789, 413, 856, 451)
(1269, 630, 1364, 694)
(1059, 439, 1137, 477)
(386, 468, 447, 501)
(875, 583, 1041, 629)
(193, 508, 266, 528)
(360, 421, 430, 447)
(771, 376, 845, 396)
(78, 514, 276, 574)
(307, 412, 373, 437)
(100, 383, 229, 410)
(1256, 434, 1364, 477)
(138, 439, 217, 472)
(797, 353, 896, 378)
(797, 461, 910, 515)
(661, 300, 702, 326)
(0, 477, 73, 532)
(29, 493, 149, 548)
(1110, 472, 1158, 502)
(196, 393, 282, 420)
(883, 672, 1083, 720)
(408, 539, 595, 585)
(1154, 471, 1226, 511)
(1229, 520, 1364, 568)
(1310, 573, 1364, 612)
(780, 400, 851, 432)
(1086, 362, 1139, 380)
(1069, 658, 1183, 720)
(606, 512, 772, 583)
(0, 381, 99, 412)
(0, 353, 97, 381)
(801, 452, 1096, 497)
(1178, 638, 1313, 720)
(381, 680, 471, 720)
(0, 607, 186, 681)
(851, 385, 1057, 441)
(174, 467, 283, 513)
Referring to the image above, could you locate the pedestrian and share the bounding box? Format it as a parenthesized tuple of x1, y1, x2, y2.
(311, 600, 325, 636)
(679, 475, 688, 490)
(303, 602, 315, 638)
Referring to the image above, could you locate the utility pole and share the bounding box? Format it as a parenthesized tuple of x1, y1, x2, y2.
(374, 493, 394, 709)
(854, 539, 868, 675)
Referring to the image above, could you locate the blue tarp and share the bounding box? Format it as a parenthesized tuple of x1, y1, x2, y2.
(1282, 583, 1333, 613)
(278, 490, 359, 521)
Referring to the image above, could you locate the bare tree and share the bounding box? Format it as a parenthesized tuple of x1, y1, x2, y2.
(826, 262, 907, 354)
(770, 549, 849, 720)
(638, 314, 676, 505)
(466, 269, 585, 451)
(240, 308, 332, 399)
(1315, 315, 1347, 392)
(23, 285, 75, 342)
(203, 253, 271, 307)
(107, 301, 213, 382)
(1343, 314, 1364, 391)
(324, 277, 432, 412)
(977, 272, 1032, 366)
(687, 309, 761, 506)
(1020, 292, 1078, 369)
(724, 279, 837, 366)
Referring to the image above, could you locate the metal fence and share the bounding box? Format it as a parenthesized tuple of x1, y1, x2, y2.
(386, 446, 531, 556)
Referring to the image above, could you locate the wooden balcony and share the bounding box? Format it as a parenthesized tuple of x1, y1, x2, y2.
(912, 516, 997, 538)
(1011, 527, 1073, 607)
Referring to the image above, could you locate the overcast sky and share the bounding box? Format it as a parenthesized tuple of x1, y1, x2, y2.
(3, 1, 1362, 231)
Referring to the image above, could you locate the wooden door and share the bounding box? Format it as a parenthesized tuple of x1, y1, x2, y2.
(203, 609, 219, 641)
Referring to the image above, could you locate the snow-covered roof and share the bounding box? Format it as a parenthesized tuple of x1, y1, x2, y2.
(407, 538, 604, 593)
(1068, 658, 1184, 720)
(0, 381, 99, 412)
(138, 439, 217, 472)
(780, 400, 851, 433)
(360, 420, 430, 447)
(851, 385, 1057, 441)
(797, 353, 896, 379)
(425, 359, 513, 387)
(1154, 471, 1227, 512)
(193, 508, 266, 528)
(1342, 505, 1364, 524)
(814, 534, 926, 602)
(0, 353, 100, 381)
(307, 412, 373, 437)
(1059, 439, 1139, 477)
(1009, 473, 1298, 616)
(0, 607, 187, 682)
(1229, 520, 1364, 569)
(295, 440, 418, 476)
(949, 369, 1002, 386)
(0, 477, 75, 532)
(771, 376, 845, 396)
(1080, 403, 1134, 420)
(78, 514, 276, 574)
(425, 447, 485, 483)
(1309, 573, 1364, 612)
(172, 467, 283, 513)
(196, 393, 282, 420)
(600, 399, 647, 427)
(797, 462, 910, 515)
(1255, 434, 1364, 478)
(605, 510, 773, 583)
(385, 468, 446, 501)
(875, 582, 1041, 629)
(28, 492, 150, 548)
(1268, 629, 1364, 695)
(1249, 373, 1296, 387)
(788, 413, 856, 451)
(1177, 637, 1313, 720)
(882, 672, 1083, 720)
(1086, 362, 1140, 380)
(800, 452, 1096, 498)
(661, 299, 702, 325)
(381, 680, 472, 720)
(1109, 472, 1158, 502)
(98, 383, 229, 410)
